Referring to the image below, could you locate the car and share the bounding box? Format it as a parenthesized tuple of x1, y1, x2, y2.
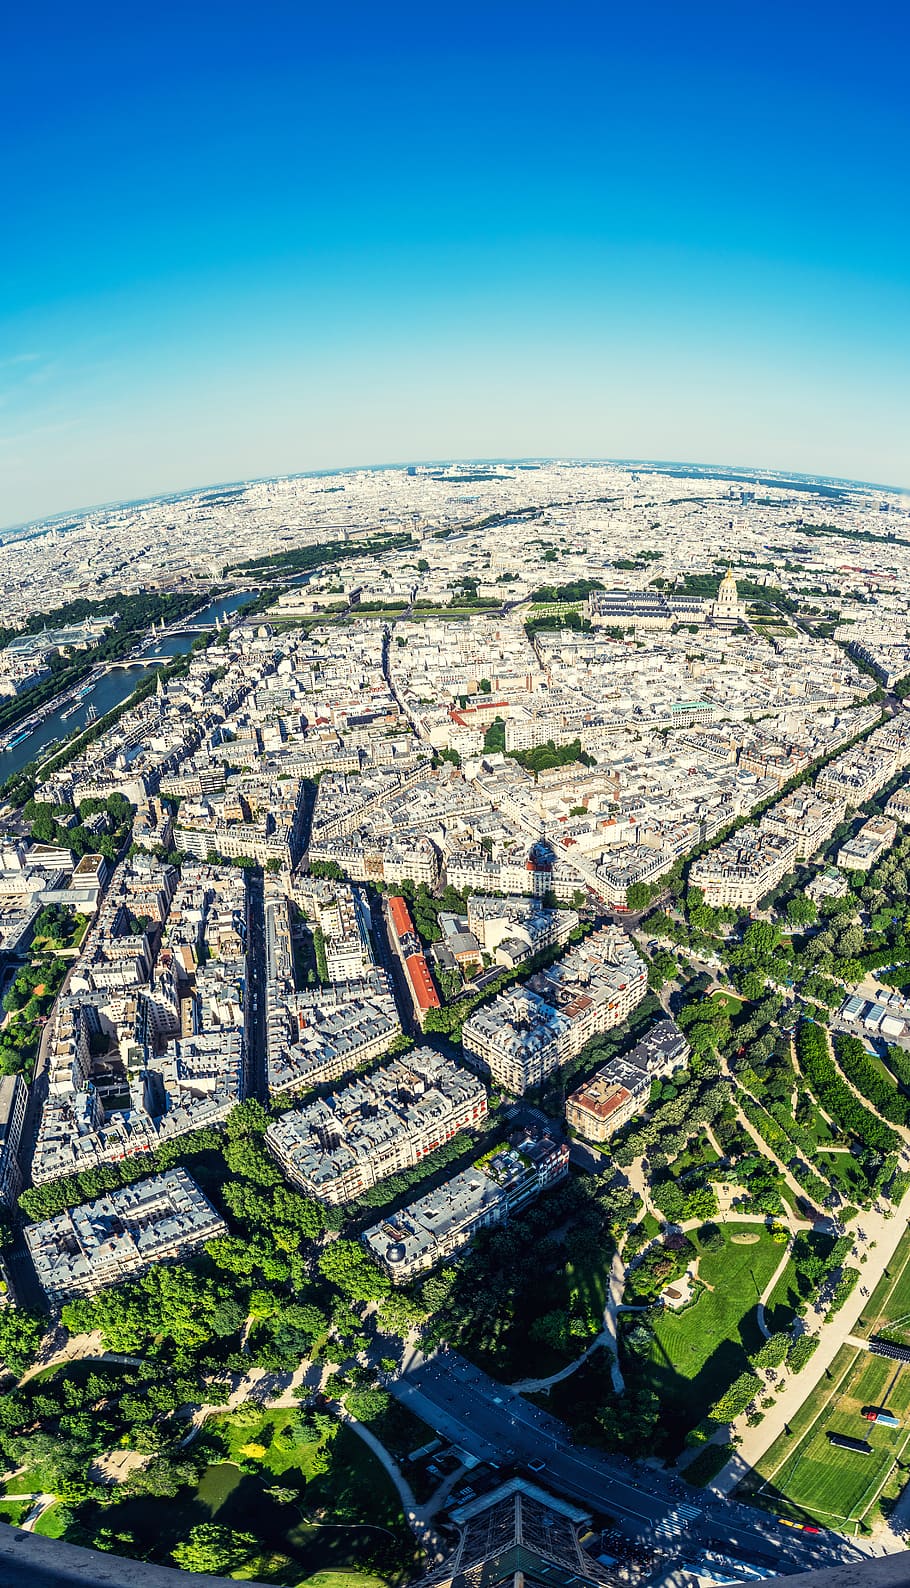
(526, 1459, 547, 1472)
(801, 1525, 821, 1534)
(778, 1517, 796, 1527)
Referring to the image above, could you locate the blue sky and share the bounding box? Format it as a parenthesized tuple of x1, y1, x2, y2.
(2, 0, 908, 525)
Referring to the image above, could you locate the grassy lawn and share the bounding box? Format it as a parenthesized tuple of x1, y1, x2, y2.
(345, 1398, 440, 1504)
(707, 990, 744, 1014)
(792, 1098, 837, 1150)
(670, 1140, 721, 1175)
(297, 1573, 390, 1588)
(627, 1224, 782, 1455)
(763, 1230, 835, 1334)
(566, 1245, 611, 1328)
(741, 1347, 910, 1530)
(815, 1149, 878, 1204)
(855, 1225, 910, 1344)
(682, 1442, 735, 1488)
(236, 1570, 391, 1588)
(0, 1473, 42, 1497)
(0, 1496, 32, 1526)
(32, 1502, 70, 1538)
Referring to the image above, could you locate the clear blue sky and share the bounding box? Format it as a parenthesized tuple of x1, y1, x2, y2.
(2, 0, 908, 525)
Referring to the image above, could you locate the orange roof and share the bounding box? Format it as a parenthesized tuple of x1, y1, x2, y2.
(388, 894, 415, 938)
(404, 952, 441, 1012)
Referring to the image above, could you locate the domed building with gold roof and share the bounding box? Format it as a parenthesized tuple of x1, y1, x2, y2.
(712, 566, 740, 626)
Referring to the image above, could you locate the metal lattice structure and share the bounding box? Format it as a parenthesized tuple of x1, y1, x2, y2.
(417, 1479, 618, 1588)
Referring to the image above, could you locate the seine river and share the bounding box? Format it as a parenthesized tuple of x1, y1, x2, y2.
(0, 591, 256, 783)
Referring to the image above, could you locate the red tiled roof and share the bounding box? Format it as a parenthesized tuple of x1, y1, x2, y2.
(388, 894, 415, 938)
(404, 952, 441, 1012)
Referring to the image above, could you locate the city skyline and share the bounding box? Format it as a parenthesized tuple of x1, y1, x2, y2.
(3, 453, 907, 538)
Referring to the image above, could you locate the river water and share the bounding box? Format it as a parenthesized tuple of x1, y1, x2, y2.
(0, 590, 256, 783)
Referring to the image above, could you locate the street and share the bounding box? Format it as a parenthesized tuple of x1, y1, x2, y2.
(390, 1349, 867, 1577)
(244, 866, 268, 1101)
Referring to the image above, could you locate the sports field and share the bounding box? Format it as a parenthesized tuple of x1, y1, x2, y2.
(741, 1344, 910, 1530)
(855, 1224, 910, 1346)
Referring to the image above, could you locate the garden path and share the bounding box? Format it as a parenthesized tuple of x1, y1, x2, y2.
(710, 1178, 910, 1516)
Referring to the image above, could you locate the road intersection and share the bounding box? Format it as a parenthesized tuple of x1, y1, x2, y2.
(389, 1347, 867, 1578)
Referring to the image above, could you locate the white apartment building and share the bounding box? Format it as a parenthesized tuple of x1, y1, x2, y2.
(264, 1049, 487, 1205)
(837, 815, 898, 872)
(461, 926, 647, 1093)
(26, 1168, 226, 1305)
(759, 788, 845, 860)
(0, 1074, 27, 1208)
(689, 825, 798, 908)
(363, 1132, 568, 1281)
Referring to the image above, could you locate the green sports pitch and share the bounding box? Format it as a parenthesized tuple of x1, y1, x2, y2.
(855, 1225, 910, 1347)
(741, 1346, 910, 1530)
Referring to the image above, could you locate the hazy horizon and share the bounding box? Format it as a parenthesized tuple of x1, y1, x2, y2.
(3, 0, 908, 526)
(4, 452, 909, 539)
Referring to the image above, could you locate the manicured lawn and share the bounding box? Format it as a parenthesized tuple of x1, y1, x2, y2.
(856, 1225, 910, 1344)
(707, 990, 744, 1014)
(743, 1347, 910, 1529)
(670, 1141, 721, 1175)
(627, 1224, 782, 1454)
(237, 1571, 391, 1588)
(682, 1442, 735, 1488)
(0, 1473, 42, 1497)
(815, 1149, 878, 1203)
(793, 1099, 837, 1150)
(299, 1572, 390, 1588)
(763, 1230, 835, 1334)
(32, 1503, 69, 1538)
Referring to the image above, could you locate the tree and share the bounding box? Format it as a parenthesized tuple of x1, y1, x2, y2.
(171, 1523, 256, 1574)
(749, 1332, 790, 1372)
(222, 1135, 283, 1186)
(123, 1454, 199, 1498)
(743, 921, 777, 964)
(0, 1307, 44, 1373)
(265, 1484, 297, 1504)
(626, 882, 652, 912)
(319, 1240, 390, 1302)
(737, 970, 766, 1001)
(346, 1386, 390, 1422)
(709, 1371, 762, 1423)
(787, 895, 817, 926)
(647, 949, 677, 992)
(529, 1310, 570, 1350)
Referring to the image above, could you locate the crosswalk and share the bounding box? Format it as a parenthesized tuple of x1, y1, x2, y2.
(653, 1503, 702, 1540)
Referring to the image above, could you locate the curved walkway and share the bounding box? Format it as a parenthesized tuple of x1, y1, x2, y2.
(822, 1027, 910, 1148)
(17, 1316, 149, 1387)
(20, 1494, 56, 1532)
(510, 1328, 610, 1397)
(755, 1238, 795, 1340)
(511, 1249, 628, 1398)
(710, 1177, 910, 1518)
(333, 1403, 447, 1564)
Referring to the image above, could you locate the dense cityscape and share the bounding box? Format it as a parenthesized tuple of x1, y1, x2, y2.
(0, 460, 907, 1587)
